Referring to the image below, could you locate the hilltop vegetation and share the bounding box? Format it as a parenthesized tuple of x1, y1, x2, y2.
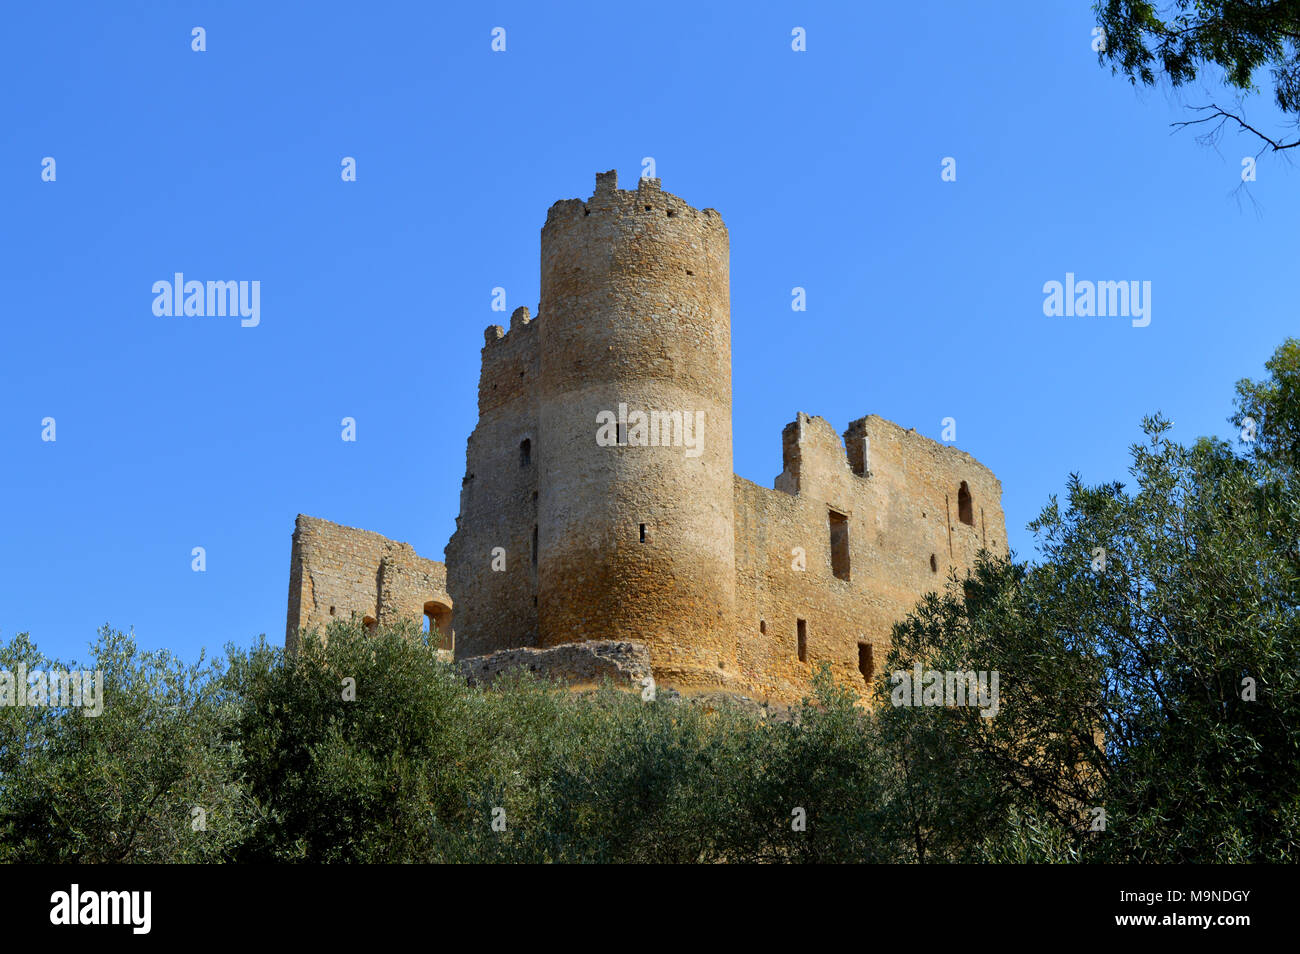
(2, 340, 1297, 863)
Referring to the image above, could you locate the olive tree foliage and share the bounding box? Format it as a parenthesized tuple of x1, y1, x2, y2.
(0, 618, 897, 863)
(481, 667, 894, 864)
(223, 618, 597, 863)
(228, 620, 897, 863)
(0, 627, 252, 862)
(875, 338, 1300, 862)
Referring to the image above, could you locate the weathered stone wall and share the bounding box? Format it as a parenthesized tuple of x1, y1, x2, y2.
(535, 171, 738, 690)
(285, 515, 452, 652)
(458, 640, 652, 689)
(734, 413, 1006, 699)
(445, 306, 540, 656)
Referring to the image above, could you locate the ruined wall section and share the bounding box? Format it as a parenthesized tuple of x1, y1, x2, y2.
(458, 640, 652, 690)
(286, 514, 451, 652)
(379, 548, 451, 649)
(855, 415, 1006, 573)
(733, 414, 1005, 700)
(535, 171, 738, 689)
(445, 306, 540, 657)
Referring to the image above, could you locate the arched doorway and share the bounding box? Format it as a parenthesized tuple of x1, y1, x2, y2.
(424, 600, 453, 652)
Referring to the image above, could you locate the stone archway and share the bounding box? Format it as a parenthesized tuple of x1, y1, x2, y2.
(424, 600, 453, 651)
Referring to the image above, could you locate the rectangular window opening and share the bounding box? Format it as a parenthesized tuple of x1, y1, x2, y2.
(639, 523, 646, 543)
(829, 510, 850, 581)
(797, 619, 807, 662)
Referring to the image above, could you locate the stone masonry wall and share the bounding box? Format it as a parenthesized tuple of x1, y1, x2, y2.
(445, 306, 540, 656)
(733, 413, 1006, 700)
(286, 514, 452, 652)
(458, 640, 652, 689)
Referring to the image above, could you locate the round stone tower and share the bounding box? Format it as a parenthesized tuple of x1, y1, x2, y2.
(536, 170, 737, 687)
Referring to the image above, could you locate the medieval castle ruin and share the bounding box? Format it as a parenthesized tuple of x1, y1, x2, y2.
(285, 171, 1006, 702)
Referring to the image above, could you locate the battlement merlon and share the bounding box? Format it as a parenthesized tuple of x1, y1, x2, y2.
(483, 305, 536, 347)
(477, 307, 541, 416)
(542, 170, 728, 234)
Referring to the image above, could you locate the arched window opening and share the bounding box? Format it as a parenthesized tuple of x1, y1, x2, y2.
(424, 600, 453, 652)
(958, 481, 974, 526)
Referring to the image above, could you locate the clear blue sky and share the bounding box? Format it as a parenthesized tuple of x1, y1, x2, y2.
(3, 2, 1296, 663)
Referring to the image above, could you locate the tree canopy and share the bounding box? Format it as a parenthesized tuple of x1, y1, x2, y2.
(1095, 0, 1300, 153)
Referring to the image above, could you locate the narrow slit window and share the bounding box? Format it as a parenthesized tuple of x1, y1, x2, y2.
(531, 524, 538, 567)
(829, 510, 850, 581)
(797, 619, 807, 662)
(520, 439, 531, 467)
(639, 523, 646, 543)
(858, 643, 874, 684)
